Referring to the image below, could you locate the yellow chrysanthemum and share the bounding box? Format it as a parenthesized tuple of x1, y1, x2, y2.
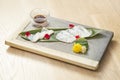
(72, 43, 82, 53)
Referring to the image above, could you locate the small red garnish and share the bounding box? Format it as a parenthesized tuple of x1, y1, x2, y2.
(44, 34, 50, 39)
(25, 32, 31, 37)
(69, 24, 75, 28)
(75, 35, 80, 39)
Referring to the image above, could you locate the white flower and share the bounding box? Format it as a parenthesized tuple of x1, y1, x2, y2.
(82, 46, 87, 53)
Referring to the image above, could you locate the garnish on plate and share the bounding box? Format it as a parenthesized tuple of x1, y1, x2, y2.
(44, 34, 50, 39)
(69, 24, 75, 28)
(19, 25, 101, 54)
(25, 32, 31, 37)
(72, 38, 88, 53)
(75, 35, 80, 39)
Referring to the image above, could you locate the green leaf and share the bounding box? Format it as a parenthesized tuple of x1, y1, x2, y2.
(19, 29, 41, 36)
(19, 27, 101, 42)
(19, 27, 68, 42)
(48, 27, 68, 31)
(74, 38, 88, 49)
(87, 28, 101, 38)
(21, 36, 30, 41)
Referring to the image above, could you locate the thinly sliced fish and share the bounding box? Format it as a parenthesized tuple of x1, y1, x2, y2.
(68, 26, 92, 37)
(31, 28, 54, 42)
(31, 32, 41, 42)
(56, 31, 76, 43)
(56, 25, 92, 43)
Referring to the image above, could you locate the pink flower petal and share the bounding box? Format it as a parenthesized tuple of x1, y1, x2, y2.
(25, 32, 31, 37)
(44, 34, 50, 39)
(69, 24, 75, 28)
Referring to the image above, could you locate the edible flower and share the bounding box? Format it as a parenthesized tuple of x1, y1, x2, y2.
(75, 35, 80, 39)
(81, 46, 87, 53)
(25, 32, 31, 37)
(69, 24, 74, 28)
(44, 34, 50, 39)
(72, 43, 86, 53)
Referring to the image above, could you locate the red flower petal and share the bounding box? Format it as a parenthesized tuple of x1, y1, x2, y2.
(69, 24, 74, 28)
(25, 32, 31, 37)
(75, 35, 80, 39)
(44, 34, 50, 39)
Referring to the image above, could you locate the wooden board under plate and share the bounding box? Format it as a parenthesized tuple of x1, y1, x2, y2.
(5, 17, 114, 70)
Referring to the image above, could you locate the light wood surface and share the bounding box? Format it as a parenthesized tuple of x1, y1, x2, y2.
(0, 0, 120, 80)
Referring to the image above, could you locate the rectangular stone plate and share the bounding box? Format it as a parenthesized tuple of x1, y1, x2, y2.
(5, 17, 113, 70)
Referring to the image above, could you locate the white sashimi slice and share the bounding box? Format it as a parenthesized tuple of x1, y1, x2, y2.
(31, 32, 41, 42)
(31, 28, 54, 42)
(56, 31, 76, 43)
(76, 26, 92, 37)
(68, 26, 92, 37)
(27, 34, 34, 41)
(41, 27, 54, 35)
(46, 30, 54, 35)
(56, 25, 92, 43)
(41, 27, 48, 32)
(67, 29, 78, 36)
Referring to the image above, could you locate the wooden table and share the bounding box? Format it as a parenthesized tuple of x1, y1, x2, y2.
(0, 0, 120, 80)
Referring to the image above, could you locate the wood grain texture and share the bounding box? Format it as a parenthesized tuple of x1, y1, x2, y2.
(0, 0, 120, 80)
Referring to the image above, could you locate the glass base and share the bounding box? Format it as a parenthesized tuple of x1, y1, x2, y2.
(32, 21, 49, 27)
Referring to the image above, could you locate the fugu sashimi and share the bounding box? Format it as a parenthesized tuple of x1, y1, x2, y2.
(56, 25, 92, 43)
(31, 28, 54, 42)
(56, 31, 76, 43)
(31, 32, 41, 42)
(73, 26, 92, 37)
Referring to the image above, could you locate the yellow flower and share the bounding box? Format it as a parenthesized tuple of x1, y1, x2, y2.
(72, 43, 82, 53)
(72, 43, 87, 53)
